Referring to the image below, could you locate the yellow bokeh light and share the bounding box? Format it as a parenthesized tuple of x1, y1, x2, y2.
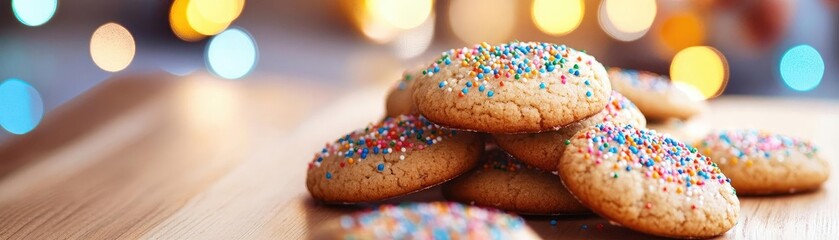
(659, 12, 705, 52)
(366, 0, 432, 30)
(90, 23, 136, 72)
(605, 0, 656, 33)
(170, 0, 206, 42)
(532, 0, 584, 36)
(670, 46, 728, 100)
(449, 0, 515, 44)
(187, 0, 245, 36)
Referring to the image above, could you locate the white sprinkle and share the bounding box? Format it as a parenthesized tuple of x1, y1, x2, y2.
(401, 147, 406, 152)
(447, 87, 452, 92)
(399, 155, 405, 160)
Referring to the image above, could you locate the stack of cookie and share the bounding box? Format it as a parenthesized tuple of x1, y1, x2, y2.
(307, 41, 827, 239)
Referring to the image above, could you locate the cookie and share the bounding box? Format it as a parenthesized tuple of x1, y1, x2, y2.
(306, 115, 484, 203)
(443, 150, 589, 215)
(413, 41, 611, 133)
(493, 91, 646, 171)
(385, 70, 419, 117)
(647, 117, 710, 144)
(313, 202, 541, 239)
(697, 129, 829, 195)
(608, 67, 705, 121)
(558, 122, 739, 238)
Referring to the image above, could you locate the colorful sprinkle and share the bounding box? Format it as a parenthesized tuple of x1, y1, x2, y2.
(487, 90, 495, 97)
(337, 202, 527, 239)
(609, 67, 671, 92)
(309, 115, 456, 179)
(699, 129, 819, 165)
(424, 41, 599, 99)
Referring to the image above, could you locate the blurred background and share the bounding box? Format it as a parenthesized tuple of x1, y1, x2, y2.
(0, 0, 836, 139)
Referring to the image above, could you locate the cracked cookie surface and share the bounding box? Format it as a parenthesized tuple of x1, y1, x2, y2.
(413, 41, 611, 133)
(559, 122, 739, 238)
(306, 115, 483, 203)
(443, 149, 589, 215)
(697, 129, 829, 195)
(493, 91, 646, 171)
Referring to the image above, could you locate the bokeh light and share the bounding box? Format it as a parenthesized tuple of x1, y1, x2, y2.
(170, 0, 206, 42)
(90, 23, 136, 72)
(366, 0, 432, 30)
(449, 0, 515, 44)
(11, 0, 58, 27)
(206, 28, 258, 80)
(599, 0, 657, 41)
(531, 0, 584, 36)
(187, 0, 245, 36)
(780, 44, 824, 91)
(391, 13, 435, 59)
(670, 46, 728, 100)
(659, 11, 705, 52)
(0, 79, 44, 135)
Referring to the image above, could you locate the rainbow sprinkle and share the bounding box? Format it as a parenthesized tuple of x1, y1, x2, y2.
(425, 41, 600, 98)
(337, 202, 526, 239)
(598, 91, 641, 123)
(700, 129, 819, 165)
(575, 123, 733, 206)
(309, 115, 457, 179)
(609, 68, 670, 92)
(480, 151, 536, 173)
(396, 71, 414, 91)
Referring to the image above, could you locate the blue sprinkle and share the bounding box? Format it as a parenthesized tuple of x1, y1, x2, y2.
(317, 157, 323, 162)
(466, 81, 473, 87)
(433, 66, 439, 73)
(444, 59, 451, 65)
(574, 70, 580, 76)
(487, 90, 495, 97)
(581, 224, 588, 230)
(584, 80, 590, 85)
(362, 148, 369, 153)
(646, 159, 655, 167)
(325, 172, 332, 179)
(322, 148, 328, 153)
(550, 220, 558, 226)
(630, 146, 638, 154)
(426, 139, 433, 145)
(516, 69, 523, 74)
(477, 73, 484, 79)
(540, 82, 546, 89)
(377, 163, 385, 172)
(361, 153, 367, 159)
(479, 85, 486, 92)
(438, 81, 445, 88)
(525, 67, 531, 72)
(586, 91, 592, 97)
(373, 146, 380, 154)
(483, 67, 491, 73)
(546, 65, 555, 72)
(609, 147, 618, 153)
(461, 87, 469, 94)
(625, 166, 631, 171)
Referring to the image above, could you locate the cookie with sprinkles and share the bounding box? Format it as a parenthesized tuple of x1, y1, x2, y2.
(314, 202, 541, 239)
(608, 67, 705, 121)
(306, 114, 484, 203)
(558, 122, 739, 238)
(412, 41, 611, 133)
(385, 68, 421, 117)
(697, 129, 829, 195)
(493, 91, 646, 171)
(443, 150, 589, 215)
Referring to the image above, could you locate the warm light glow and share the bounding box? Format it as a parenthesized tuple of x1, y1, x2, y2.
(599, 0, 656, 41)
(90, 23, 136, 72)
(449, 0, 515, 44)
(366, 0, 432, 30)
(187, 0, 245, 36)
(170, 0, 206, 42)
(392, 13, 435, 59)
(780, 44, 824, 91)
(12, 0, 57, 27)
(206, 28, 258, 80)
(532, 0, 584, 36)
(670, 46, 728, 100)
(0, 79, 44, 135)
(659, 12, 705, 52)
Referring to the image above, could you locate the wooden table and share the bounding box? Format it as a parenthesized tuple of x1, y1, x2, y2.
(0, 74, 836, 239)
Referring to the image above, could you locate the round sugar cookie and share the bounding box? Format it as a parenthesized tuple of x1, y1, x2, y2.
(558, 122, 739, 238)
(608, 67, 705, 121)
(306, 115, 484, 203)
(313, 202, 542, 239)
(493, 91, 646, 171)
(443, 150, 589, 215)
(385, 69, 420, 117)
(413, 41, 611, 133)
(697, 129, 829, 195)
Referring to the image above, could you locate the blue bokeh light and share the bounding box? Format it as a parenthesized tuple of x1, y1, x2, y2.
(0, 79, 45, 135)
(780, 44, 824, 92)
(12, 0, 58, 27)
(206, 28, 258, 80)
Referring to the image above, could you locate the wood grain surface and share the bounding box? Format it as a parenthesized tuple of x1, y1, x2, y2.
(0, 74, 836, 239)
